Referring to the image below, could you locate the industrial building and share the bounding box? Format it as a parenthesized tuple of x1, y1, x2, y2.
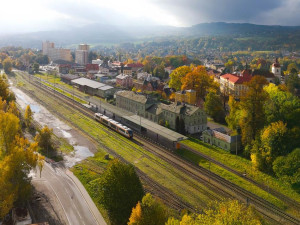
(71, 77, 116, 98)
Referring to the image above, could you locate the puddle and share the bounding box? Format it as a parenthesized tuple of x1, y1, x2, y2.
(64, 146, 94, 168)
(11, 85, 93, 168)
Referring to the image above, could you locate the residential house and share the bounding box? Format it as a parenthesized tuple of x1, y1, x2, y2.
(202, 127, 241, 152)
(116, 74, 133, 89)
(220, 70, 252, 98)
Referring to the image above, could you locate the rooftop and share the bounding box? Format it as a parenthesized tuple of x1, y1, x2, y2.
(159, 102, 200, 116)
(220, 73, 252, 84)
(116, 91, 153, 104)
(71, 78, 105, 89)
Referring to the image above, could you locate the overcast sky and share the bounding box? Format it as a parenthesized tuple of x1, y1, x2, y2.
(1, 0, 300, 34)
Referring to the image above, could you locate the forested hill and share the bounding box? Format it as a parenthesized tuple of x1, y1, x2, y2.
(0, 22, 299, 50)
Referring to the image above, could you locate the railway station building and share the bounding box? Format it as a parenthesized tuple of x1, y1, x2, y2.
(116, 91, 207, 134)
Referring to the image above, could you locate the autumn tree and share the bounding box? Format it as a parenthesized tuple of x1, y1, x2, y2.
(169, 66, 191, 91)
(251, 121, 290, 171)
(35, 125, 55, 154)
(24, 105, 33, 128)
(204, 92, 225, 123)
(239, 76, 268, 147)
(3, 58, 13, 74)
(225, 96, 241, 132)
(264, 83, 300, 128)
(90, 159, 144, 225)
(0, 113, 39, 219)
(0, 75, 15, 102)
(166, 199, 264, 225)
(128, 193, 168, 225)
(273, 148, 300, 184)
(181, 65, 219, 99)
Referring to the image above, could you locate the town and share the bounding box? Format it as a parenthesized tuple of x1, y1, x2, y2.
(0, 1, 300, 225)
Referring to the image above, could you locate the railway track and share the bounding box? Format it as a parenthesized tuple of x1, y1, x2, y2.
(30, 73, 300, 213)
(17, 72, 300, 224)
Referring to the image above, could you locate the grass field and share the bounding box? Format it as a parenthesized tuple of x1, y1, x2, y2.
(176, 148, 286, 210)
(19, 73, 224, 210)
(181, 138, 300, 210)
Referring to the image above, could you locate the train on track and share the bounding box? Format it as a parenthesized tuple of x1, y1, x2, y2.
(94, 113, 133, 139)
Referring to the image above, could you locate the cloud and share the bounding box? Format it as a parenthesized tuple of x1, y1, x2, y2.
(0, 0, 299, 35)
(153, 0, 287, 26)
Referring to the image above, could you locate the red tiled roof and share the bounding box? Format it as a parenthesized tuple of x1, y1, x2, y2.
(272, 63, 280, 68)
(221, 73, 252, 84)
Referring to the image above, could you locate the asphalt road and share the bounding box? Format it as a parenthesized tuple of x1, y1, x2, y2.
(32, 162, 107, 225)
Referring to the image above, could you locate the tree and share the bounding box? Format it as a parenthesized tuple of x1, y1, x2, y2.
(166, 200, 264, 225)
(273, 148, 300, 184)
(24, 105, 33, 128)
(128, 193, 168, 225)
(33, 62, 39, 73)
(287, 63, 298, 74)
(179, 118, 186, 135)
(264, 83, 300, 128)
(286, 73, 300, 95)
(225, 96, 241, 132)
(0, 111, 20, 155)
(169, 66, 191, 91)
(251, 121, 290, 171)
(89, 159, 144, 225)
(3, 58, 12, 74)
(0, 133, 38, 218)
(204, 92, 225, 123)
(239, 76, 268, 147)
(181, 66, 218, 99)
(34, 125, 55, 154)
(175, 116, 180, 132)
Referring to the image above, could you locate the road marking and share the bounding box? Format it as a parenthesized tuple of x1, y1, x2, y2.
(43, 165, 72, 225)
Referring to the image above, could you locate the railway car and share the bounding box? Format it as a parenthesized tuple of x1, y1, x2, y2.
(94, 113, 133, 139)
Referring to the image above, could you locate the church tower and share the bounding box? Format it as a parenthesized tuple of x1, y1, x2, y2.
(272, 58, 281, 83)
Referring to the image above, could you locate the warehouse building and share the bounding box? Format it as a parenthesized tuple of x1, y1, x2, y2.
(71, 78, 116, 98)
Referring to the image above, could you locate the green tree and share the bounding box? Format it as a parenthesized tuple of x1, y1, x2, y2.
(273, 148, 300, 184)
(179, 118, 186, 135)
(33, 62, 40, 73)
(264, 83, 300, 128)
(90, 159, 144, 225)
(286, 73, 300, 95)
(34, 125, 55, 154)
(169, 66, 191, 91)
(225, 96, 241, 132)
(251, 121, 290, 171)
(239, 76, 268, 147)
(128, 193, 168, 225)
(204, 92, 225, 123)
(24, 105, 33, 128)
(3, 58, 12, 74)
(175, 116, 180, 132)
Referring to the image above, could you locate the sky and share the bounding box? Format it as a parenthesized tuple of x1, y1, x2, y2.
(1, 0, 300, 34)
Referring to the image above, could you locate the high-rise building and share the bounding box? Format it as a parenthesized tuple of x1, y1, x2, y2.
(42, 41, 72, 62)
(42, 41, 55, 55)
(75, 44, 90, 65)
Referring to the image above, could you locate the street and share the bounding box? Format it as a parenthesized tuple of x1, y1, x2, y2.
(31, 162, 107, 225)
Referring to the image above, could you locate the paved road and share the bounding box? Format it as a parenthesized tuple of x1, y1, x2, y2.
(32, 162, 107, 225)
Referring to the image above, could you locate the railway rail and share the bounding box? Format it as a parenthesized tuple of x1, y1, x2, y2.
(16, 72, 300, 224)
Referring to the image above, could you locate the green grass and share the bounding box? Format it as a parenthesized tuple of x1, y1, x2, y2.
(176, 148, 286, 210)
(181, 138, 300, 206)
(18, 73, 224, 210)
(41, 81, 87, 104)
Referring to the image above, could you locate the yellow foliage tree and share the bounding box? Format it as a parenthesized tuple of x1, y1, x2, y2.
(0, 128, 38, 218)
(169, 66, 191, 91)
(128, 201, 142, 225)
(24, 105, 33, 128)
(181, 66, 218, 99)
